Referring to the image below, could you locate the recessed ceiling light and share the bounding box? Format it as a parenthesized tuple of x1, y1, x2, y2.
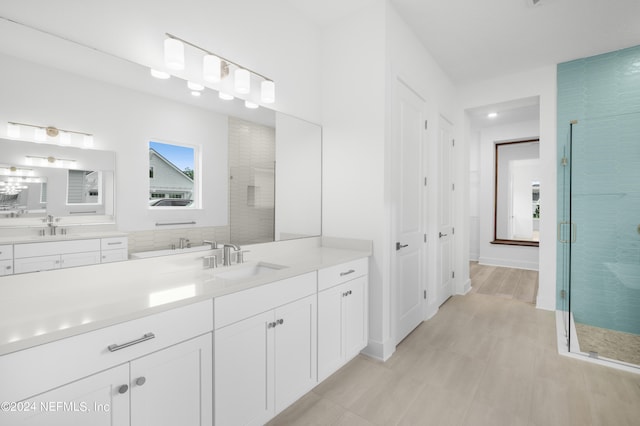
(191, 91, 202, 97)
(487, 112, 498, 119)
(187, 81, 205, 91)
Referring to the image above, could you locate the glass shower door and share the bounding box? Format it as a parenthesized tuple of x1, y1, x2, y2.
(568, 113, 640, 367)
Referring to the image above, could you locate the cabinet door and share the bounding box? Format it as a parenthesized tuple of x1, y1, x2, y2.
(0, 259, 13, 276)
(318, 284, 344, 381)
(4, 364, 129, 426)
(14, 255, 60, 274)
(215, 311, 274, 426)
(274, 294, 317, 413)
(344, 276, 368, 359)
(101, 249, 128, 263)
(60, 251, 101, 269)
(130, 334, 212, 426)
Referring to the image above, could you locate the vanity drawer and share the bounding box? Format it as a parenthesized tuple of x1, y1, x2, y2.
(14, 239, 101, 258)
(0, 244, 13, 260)
(318, 258, 368, 291)
(0, 299, 213, 403)
(214, 272, 316, 329)
(101, 236, 128, 251)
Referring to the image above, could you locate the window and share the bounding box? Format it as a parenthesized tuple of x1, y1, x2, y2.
(148, 141, 197, 208)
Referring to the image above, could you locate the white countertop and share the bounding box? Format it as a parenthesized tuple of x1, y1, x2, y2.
(0, 236, 371, 356)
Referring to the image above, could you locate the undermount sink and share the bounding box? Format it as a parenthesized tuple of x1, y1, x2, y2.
(214, 262, 286, 281)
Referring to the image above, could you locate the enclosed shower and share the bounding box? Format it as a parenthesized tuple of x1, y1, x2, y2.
(557, 45, 640, 369)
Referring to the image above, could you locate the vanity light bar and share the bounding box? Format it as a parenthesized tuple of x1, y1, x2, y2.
(7, 122, 94, 147)
(163, 33, 276, 105)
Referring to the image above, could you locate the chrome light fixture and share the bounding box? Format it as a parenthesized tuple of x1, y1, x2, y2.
(7, 122, 94, 147)
(162, 33, 275, 106)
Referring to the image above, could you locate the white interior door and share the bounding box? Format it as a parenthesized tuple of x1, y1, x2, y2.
(394, 80, 426, 344)
(437, 117, 454, 306)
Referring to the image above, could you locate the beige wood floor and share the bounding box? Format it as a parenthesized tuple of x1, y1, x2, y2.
(268, 266, 640, 426)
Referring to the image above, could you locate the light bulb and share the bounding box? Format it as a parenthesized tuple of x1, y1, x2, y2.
(219, 92, 234, 101)
(34, 127, 46, 141)
(164, 38, 185, 70)
(234, 69, 250, 94)
(150, 69, 171, 79)
(7, 123, 20, 138)
(261, 80, 275, 104)
(83, 134, 94, 148)
(187, 81, 204, 91)
(203, 55, 221, 82)
(59, 131, 71, 145)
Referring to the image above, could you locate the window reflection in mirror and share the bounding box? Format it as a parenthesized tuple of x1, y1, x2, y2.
(67, 170, 101, 204)
(148, 141, 196, 208)
(493, 139, 540, 246)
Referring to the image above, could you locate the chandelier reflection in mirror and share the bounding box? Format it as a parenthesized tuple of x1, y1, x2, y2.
(152, 33, 276, 107)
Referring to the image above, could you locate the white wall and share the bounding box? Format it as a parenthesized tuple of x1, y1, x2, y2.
(321, 1, 389, 359)
(459, 65, 557, 311)
(321, 0, 461, 360)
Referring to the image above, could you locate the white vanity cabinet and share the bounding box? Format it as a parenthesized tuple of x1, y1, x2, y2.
(13, 239, 101, 274)
(317, 258, 369, 381)
(0, 300, 213, 426)
(11, 236, 129, 274)
(100, 237, 128, 263)
(214, 272, 317, 426)
(0, 244, 13, 276)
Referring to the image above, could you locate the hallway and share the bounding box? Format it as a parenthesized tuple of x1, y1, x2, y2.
(269, 267, 640, 425)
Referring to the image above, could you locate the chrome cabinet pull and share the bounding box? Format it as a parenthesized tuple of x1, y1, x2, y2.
(108, 332, 155, 352)
(135, 377, 146, 386)
(340, 269, 355, 277)
(438, 232, 447, 238)
(118, 384, 129, 394)
(267, 322, 276, 329)
(107, 242, 122, 245)
(277, 319, 284, 325)
(396, 242, 408, 250)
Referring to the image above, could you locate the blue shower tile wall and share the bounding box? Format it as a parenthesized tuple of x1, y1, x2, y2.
(557, 44, 640, 335)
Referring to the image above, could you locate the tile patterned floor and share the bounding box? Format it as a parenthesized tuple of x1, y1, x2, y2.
(268, 266, 640, 426)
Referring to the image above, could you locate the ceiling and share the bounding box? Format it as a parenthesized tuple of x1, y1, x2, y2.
(391, 0, 640, 84)
(288, 0, 640, 84)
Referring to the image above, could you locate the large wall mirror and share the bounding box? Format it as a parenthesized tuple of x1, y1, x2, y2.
(0, 17, 321, 244)
(493, 139, 540, 246)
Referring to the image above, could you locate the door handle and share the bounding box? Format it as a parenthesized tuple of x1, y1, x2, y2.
(396, 242, 408, 251)
(439, 232, 447, 238)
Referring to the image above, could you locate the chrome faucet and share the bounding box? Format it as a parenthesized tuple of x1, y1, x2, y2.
(223, 243, 240, 266)
(44, 215, 57, 236)
(203, 240, 218, 249)
(179, 238, 190, 249)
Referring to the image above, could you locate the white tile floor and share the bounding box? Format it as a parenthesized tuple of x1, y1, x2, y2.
(268, 268, 640, 426)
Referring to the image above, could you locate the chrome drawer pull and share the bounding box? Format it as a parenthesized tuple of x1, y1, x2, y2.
(107, 242, 122, 245)
(340, 269, 355, 277)
(108, 332, 155, 352)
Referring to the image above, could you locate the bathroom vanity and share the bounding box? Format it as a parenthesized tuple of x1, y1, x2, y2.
(0, 237, 371, 426)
